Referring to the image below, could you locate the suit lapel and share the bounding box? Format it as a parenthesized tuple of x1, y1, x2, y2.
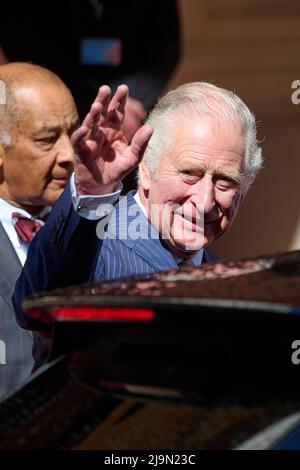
(110, 192, 178, 272)
(0, 222, 22, 299)
(108, 193, 218, 271)
(130, 237, 178, 272)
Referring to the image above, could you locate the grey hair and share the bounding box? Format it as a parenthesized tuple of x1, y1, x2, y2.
(140, 82, 262, 189)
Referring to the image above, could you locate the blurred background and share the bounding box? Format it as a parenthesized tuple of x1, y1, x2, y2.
(169, 0, 300, 259)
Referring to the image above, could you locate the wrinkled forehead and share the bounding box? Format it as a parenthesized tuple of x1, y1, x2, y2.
(171, 111, 246, 138)
(162, 114, 247, 164)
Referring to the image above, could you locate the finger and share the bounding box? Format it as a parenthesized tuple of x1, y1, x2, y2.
(95, 85, 111, 120)
(71, 125, 89, 147)
(81, 86, 112, 131)
(127, 123, 153, 164)
(71, 124, 106, 160)
(107, 84, 129, 124)
(81, 102, 102, 129)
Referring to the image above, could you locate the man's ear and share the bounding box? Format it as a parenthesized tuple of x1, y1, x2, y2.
(138, 162, 151, 191)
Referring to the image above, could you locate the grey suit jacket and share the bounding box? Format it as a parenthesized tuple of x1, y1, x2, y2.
(0, 222, 34, 401)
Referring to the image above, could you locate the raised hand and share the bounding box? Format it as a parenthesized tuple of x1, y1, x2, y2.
(71, 84, 153, 195)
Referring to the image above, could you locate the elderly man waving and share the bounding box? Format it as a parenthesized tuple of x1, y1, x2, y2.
(13, 81, 262, 368)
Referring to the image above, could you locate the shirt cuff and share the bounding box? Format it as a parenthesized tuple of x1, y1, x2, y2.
(70, 173, 123, 220)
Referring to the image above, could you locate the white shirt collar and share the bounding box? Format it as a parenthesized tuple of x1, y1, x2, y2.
(0, 197, 51, 220)
(0, 197, 51, 266)
(133, 191, 204, 267)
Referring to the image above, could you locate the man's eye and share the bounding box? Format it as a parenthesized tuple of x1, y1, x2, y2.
(181, 171, 200, 182)
(35, 136, 56, 145)
(216, 179, 238, 190)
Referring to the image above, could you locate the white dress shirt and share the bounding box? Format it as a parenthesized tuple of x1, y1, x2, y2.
(70, 174, 123, 220)
(0, 198, 49, 266)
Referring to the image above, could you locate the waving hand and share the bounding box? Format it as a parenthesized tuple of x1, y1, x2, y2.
(71, 84, 153, 195)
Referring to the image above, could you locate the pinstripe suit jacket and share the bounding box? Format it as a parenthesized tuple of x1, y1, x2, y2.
(13, 187, 217, 368)
(14, 187, 217, 334)
(94, 191, 218, 281)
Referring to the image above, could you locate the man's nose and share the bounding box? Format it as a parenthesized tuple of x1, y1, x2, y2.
(56, 136, 74, 165)
(189, 176, 216, 214)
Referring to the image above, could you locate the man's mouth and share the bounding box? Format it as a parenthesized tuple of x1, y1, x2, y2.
(173, 208, 203, 225)
(173, 213, 203, 233)
(51, 177, 69, 187)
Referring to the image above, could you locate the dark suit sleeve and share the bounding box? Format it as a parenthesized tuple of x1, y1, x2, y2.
(12, 184, 100, 332)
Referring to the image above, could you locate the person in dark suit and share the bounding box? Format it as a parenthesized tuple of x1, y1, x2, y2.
(0, 62, 82, 400)
(13, 81, 263, 368)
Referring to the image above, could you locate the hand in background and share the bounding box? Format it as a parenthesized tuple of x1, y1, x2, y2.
(123, 96, 147, 141)
(71, 84, 153, 195)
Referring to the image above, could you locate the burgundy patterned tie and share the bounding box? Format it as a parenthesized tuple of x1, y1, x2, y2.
(12, 212, 45, 243)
